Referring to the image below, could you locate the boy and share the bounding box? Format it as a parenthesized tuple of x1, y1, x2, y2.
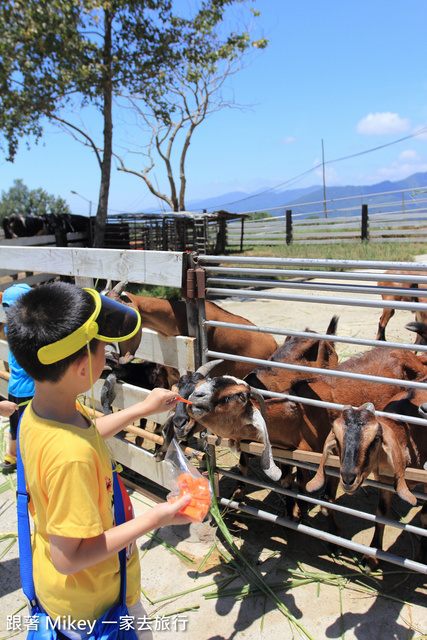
(0, 283, 35, 473)
(6, 281, 191, 640)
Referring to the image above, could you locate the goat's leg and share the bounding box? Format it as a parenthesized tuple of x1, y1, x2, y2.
(376, 308, 395, 341)
(363, 488, 394, 573)
(232, 451, 250, 500)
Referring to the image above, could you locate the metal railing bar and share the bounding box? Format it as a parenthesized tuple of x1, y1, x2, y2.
(203, 321, 427, 353)
(206, 287, 427, 313)
(219, 469, 427, 533)
(198, 256, 427, 271)
(204, 267, 427, 284)
(218, 498, 427, 574)
(206, 277, 427, 299)
(205, 349, 427, 403)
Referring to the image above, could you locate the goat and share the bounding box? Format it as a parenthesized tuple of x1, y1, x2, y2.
(244, 316, 339, 392)
(100, 350, 175, 415)
(376, 270, 427, 342)
(306, 401, 427, 571)
(103, 281, 278, 378)
(183, 346, 427, 511)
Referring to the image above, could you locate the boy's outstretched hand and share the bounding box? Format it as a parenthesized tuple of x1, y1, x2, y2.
(141, 387, 180, 416)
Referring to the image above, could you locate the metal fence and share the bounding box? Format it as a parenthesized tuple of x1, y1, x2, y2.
(1, 248, 426, 573)
(190, 254, 427, 574)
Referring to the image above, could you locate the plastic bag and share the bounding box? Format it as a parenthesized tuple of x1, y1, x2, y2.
(164, 438, 212, 523)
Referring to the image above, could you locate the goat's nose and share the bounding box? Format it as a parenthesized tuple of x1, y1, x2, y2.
(341, 471, 357, 488)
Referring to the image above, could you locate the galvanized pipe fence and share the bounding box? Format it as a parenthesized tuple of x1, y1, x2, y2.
(191, 254, 427, 573)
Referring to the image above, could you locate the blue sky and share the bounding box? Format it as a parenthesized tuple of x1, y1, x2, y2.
(2, 1, 427, 215)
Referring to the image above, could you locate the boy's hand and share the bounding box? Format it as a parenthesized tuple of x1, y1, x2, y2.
(141, 388, 180, 416)
(0, 400, 19, 418)
(150, 494, 194, 528)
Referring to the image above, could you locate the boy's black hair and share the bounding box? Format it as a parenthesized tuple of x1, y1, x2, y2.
(6, 281, 99, 382)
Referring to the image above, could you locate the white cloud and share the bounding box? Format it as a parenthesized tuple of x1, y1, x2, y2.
(281, 136, 296, 144)
(357, 112, 411, 136)
(398, 149, 421, 163)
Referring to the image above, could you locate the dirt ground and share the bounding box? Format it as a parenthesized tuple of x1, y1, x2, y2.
(1, 268, 427, 640)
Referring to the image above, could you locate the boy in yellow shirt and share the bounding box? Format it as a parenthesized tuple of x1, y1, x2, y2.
(5, 281, 191, 640)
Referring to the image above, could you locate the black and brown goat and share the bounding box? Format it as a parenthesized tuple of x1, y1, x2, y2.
(306, 399, 427, 571)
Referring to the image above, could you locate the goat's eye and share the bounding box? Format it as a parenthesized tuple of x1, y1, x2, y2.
(238, 393, 246, 402)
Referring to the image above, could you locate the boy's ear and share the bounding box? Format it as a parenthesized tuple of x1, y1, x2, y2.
(72, 351, 91, 378)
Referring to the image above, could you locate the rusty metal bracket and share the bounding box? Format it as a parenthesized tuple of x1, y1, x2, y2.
(183, 265, 206, 300)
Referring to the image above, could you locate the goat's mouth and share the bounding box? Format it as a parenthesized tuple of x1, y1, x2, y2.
(340, 475, 363, 495)
(188, 402, 210, 416)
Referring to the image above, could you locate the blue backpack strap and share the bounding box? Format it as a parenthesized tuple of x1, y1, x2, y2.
(16, 414, 37, 607)
(112, 466, 127, 606)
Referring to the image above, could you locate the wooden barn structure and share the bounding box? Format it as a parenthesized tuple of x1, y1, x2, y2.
(104, 210, 247, 254)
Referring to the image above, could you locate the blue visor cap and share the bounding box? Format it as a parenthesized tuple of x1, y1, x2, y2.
(37, 289, 141, 365)
(2, 283, 31, 308)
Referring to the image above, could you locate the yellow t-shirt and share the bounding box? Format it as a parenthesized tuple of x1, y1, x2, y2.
(20, 402, 140, 623)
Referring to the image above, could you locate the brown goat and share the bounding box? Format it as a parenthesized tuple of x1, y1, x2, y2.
(376, 270, 427, 342)
(104, 282, 278, 378)
(244, 316, 339, 392)
(187, 345, 427, 453)
(307, 400, 427, 571)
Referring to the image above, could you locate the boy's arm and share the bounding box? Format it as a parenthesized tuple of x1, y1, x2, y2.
(49, 494, 191, 575)
(95, 388, 179, 440)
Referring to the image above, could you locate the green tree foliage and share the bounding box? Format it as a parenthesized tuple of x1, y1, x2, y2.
(0, 179, 71, 223)
(0, 0, 262, 245)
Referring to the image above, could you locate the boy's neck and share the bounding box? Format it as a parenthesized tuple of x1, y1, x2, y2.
(32, 382, 89, 429)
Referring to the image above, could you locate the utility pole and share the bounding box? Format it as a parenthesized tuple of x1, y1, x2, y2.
(322, 139, 327, 218)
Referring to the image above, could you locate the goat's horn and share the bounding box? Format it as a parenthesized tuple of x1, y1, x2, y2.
(104, 279, 113, 292)
(196, 359, 224, 377)
(306, 430, 336, 493)
(112, 280, 128, 294)
(418, 403, 427, 420)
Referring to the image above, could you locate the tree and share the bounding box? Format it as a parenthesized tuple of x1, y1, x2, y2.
(115, 31, 267, 212)
(0, 0, 262, 244)
(0, 179, 71, 223)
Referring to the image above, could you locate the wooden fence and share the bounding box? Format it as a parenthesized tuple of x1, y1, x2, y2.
(226, 187, 427, 248)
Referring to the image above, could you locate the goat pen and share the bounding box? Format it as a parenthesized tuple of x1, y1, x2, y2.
(0, 247, 427, 576)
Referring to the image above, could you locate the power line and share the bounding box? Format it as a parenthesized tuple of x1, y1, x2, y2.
(203, 125, 427, 211)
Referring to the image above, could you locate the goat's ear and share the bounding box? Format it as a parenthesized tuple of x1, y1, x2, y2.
(119, 292, 133, 305)
(251, 406, 282, 482)
(380, 422, 417, 506)
(306, 430, 336, 493)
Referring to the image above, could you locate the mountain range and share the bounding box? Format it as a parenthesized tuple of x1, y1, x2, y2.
(179, 171, 427, 217)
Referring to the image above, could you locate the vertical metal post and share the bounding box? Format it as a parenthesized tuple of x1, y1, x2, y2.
(240, 218, 245, 252)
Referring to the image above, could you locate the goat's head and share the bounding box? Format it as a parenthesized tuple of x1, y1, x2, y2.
(188, 375, 281, 481)
(171, 359, 224, 440)
(306, 403, 417, 505)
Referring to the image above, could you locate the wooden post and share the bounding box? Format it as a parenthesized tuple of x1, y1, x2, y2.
(286, 209, 293, 245)
(361, 204, 369, 242)
(240, 218, 245, 252)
